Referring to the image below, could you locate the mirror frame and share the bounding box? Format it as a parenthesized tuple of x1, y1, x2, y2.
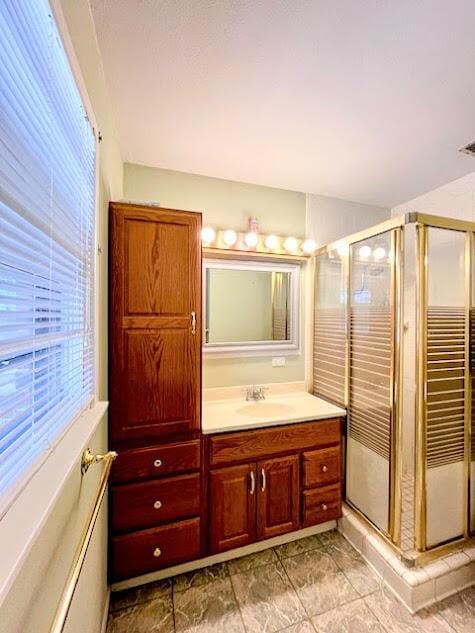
(203, 258, 300, 357)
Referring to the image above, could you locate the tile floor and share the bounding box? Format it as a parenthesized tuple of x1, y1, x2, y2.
(107, 530, 475, 633)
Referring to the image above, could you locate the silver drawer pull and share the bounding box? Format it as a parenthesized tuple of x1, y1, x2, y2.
(322, 465, 328, 473)
(154, 459, 162, 468)
(321, 503, 328, 511)
(154, 500, 162, 509)
(153, 547, 162, 558)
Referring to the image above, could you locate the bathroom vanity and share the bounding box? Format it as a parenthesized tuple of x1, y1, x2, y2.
(110, 401, 344, 582)
(108, 201, 345, 584)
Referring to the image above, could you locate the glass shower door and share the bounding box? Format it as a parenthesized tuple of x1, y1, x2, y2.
(346, 231, 395, 534)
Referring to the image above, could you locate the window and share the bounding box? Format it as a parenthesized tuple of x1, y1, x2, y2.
(0, 1, 96, 515)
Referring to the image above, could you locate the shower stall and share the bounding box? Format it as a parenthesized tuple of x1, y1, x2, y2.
(313, 212, 475, 561)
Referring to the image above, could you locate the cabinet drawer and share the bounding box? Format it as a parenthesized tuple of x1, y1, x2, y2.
(111, 473, 200, 533)
(303, 446, 341, 488)
(111, 518, 201, 581)
(111, 440, 200, 483)
(209, 419, 341, 467)
(302, 484, 341, 527)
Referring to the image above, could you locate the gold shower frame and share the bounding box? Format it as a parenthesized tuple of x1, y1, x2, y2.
(314, 212, 473, 560)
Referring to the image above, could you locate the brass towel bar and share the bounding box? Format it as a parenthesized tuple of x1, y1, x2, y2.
(49, 448, 117, 633)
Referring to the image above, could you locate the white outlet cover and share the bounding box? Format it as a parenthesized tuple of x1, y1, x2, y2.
(272, 357, 286, 367)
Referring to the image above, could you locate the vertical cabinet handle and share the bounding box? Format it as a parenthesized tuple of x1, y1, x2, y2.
(261, 468, 266, 492)
(191, 311, 196, 334)
(249, 470, 255, 495)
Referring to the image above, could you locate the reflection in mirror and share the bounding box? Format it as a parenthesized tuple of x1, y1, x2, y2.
(203, 260, 300, 354)
(206, 269, 290, 343)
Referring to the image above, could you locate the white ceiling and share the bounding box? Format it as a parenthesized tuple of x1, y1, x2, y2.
(90, 0, 475, 207)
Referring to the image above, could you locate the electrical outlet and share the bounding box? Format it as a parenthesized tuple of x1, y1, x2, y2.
(272, 357, 286, 367)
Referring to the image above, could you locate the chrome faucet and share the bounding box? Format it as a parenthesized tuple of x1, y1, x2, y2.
(246, 385, 267, 401)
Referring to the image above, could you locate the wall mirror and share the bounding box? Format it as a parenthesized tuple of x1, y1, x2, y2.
(203, 259, 300, 355)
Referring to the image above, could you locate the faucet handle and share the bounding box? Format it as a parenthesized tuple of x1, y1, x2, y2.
(256, 385, 268, 400)
(244, 385, 255, 401)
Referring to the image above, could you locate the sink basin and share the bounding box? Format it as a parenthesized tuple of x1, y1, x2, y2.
(236, 402, 296, 418)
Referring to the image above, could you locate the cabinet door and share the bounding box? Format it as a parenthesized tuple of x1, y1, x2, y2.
(257, 454, 300, 540)
(110, 203, 201, 445)
(209, 464, 256, 553)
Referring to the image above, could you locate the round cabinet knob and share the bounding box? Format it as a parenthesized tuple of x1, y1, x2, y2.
(321, 465, 328, 473)
(321, 503, 328, 511)
(154, 500, 162, 510)
(153, 547, 162, 558)
(154, 459, 162, 468)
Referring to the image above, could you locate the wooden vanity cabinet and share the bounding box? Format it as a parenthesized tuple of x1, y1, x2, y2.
(209, 463, 256, 552)
(257, 454, 300, 540)
(109, 202, 201, 445)
(109, 203, 203, 582)
(207, 418, 343, 554)
(209, 455, 300, 553)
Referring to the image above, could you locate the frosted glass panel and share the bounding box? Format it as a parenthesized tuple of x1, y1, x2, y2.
(425, 228, 466, 547)
(346, 232, 393, 533)
(314, 250, 346, 407)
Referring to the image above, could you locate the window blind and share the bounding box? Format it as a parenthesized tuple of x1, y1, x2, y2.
(0, 0, 96, 513)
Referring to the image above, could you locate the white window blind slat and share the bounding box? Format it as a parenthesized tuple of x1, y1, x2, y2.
(0, 0, 96, 517)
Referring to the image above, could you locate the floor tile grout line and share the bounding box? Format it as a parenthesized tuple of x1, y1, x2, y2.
(435, 601, 461, 633)
(171, 583, 177, 633)
(109, 581, 173, 616)
(227, 568, 250, 633)
(275, 550, 318, 625)
(361, 591, 393, 633)
(332, 547, 387, 601)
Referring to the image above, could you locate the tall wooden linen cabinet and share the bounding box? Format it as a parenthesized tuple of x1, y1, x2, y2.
(108, 202, 202, 581)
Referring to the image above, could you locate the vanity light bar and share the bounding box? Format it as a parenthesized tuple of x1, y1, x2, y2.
(201, 227, 316, 256)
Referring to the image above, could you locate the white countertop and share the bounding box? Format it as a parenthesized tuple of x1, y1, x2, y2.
(202, 391, 346, 434)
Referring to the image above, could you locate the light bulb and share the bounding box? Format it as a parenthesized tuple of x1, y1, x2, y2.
(244, 232, 258, 248)
(359, 245, 371, 260)
(284, 237, 298, 253)
(222, 229, 237, 247)
(336, 243, 349, 258)
(265, 234, 279, 250)
(302, 238, 317, 254)
(201, 226, 216, 246)
(373, 247, 386, 261)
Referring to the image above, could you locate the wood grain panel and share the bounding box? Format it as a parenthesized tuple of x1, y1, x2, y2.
(209, 464, 256, 553)
(302, 445, 341, 488)
(302, 483, 342, 527)
(110, 518, 201, 581)
(208, 419, 341, 467)
(257, 454, 300, 540)
(111, 473, 201, 532)
(109, 203, 201, 445)
(111, 440, 200, 483)
(125, 218, 189, 316)
(124, 329, 191, 433)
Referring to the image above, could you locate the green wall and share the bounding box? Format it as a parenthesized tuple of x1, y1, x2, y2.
(123, 163, 307, 388)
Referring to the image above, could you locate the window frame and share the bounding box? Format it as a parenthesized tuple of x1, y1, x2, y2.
(0, 0, 101, 520)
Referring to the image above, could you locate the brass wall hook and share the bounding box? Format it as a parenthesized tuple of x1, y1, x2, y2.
(81, 448, 117, 475)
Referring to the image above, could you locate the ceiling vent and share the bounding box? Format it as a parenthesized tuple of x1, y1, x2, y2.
(460, 141, 475, 156)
